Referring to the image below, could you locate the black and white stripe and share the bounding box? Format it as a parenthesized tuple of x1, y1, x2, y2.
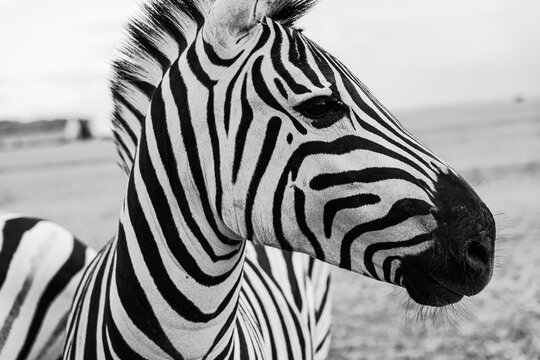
(64, 0, 495, 358)
(0, 213, 95, 360)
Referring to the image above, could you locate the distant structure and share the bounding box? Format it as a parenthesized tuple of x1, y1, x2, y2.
(0, 119, 92, 150)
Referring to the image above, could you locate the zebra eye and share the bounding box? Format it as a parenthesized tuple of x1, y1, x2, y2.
(295, 96, 348, 128)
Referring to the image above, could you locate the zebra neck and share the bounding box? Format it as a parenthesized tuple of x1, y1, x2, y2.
(110, 126, 247, 357)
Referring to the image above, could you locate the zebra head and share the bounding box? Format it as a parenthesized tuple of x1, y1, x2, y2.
(170, 0, 496, 307)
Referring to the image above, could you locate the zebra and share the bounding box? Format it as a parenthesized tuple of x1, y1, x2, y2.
(0, 212, 95, 360)
(63, 0, 496, 358)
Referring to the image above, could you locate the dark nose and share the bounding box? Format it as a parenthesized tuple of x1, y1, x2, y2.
(430, 172, 496, 294)
(445, 203, 495, 274)
(398, 171, 497, 307)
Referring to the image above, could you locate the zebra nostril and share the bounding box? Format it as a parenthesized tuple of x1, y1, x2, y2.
(466, 240, 490, 269)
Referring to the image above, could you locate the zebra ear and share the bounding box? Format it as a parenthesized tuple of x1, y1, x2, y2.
(205, 0, 272, 49)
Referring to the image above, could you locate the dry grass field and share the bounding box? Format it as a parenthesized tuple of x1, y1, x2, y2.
(1, 100, 539, 359)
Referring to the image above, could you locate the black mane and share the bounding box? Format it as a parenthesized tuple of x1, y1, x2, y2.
(268, 0, 318, 26)
(110, 0, 318, 174)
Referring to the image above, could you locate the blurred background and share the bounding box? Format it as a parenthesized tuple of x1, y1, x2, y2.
(1, 0, 539, 358)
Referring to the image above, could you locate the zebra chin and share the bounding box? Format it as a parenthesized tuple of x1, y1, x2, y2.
(400, 171, 496, 307)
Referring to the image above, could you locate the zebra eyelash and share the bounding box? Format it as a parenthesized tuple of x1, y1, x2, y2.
(294, 95, 349, 129)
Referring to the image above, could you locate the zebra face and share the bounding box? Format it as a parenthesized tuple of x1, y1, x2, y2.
(203, 0, 495, 307)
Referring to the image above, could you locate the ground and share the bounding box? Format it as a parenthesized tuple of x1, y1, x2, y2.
(1, 100, 539, 359)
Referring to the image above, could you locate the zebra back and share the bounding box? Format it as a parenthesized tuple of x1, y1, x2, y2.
(0, 213, 95, 360)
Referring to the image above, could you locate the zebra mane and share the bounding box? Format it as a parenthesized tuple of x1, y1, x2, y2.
(110, 0, 318, 174)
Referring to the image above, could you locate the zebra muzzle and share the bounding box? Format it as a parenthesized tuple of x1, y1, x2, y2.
(400, 171, 496, 307)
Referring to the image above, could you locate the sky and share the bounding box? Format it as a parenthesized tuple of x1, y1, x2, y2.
(0, 0, 539, 133)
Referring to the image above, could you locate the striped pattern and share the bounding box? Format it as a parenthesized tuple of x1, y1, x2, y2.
(0, 213, 95, 360)
(64, 240, 331, 359)
(64, 0, 494, 359)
